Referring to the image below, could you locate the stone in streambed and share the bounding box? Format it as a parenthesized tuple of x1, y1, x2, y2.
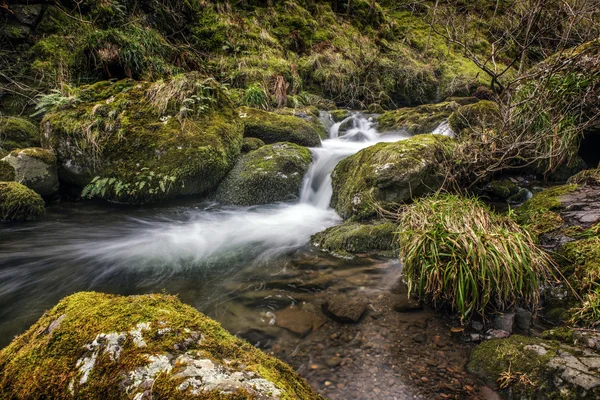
(322, 295, 367, 323)
(275, 306, 325, 337)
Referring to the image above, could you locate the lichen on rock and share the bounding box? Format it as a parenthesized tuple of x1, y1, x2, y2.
(0, 292, 323, 399)
(330, 134, 453, 219)
(216, 142, 312, 206)
(0, 181, 45, 222)
(2, 148, 59, 196)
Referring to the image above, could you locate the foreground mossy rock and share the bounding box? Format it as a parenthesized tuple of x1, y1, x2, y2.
(239, 107, 321, 147)
(42, 74, 243, 204)
(2, 148, 59, 196)
(0, 181, 44, 222)
(330, 134, 453, 219)
(0, 292, 323, 399)
(311, 219, 397, 258)
(448, 100, 501, 136)
(377, 101, 463, 134)
(217, 142, 312, 206)
(469, 335, 600, 398)
(0, 117, 41, 152)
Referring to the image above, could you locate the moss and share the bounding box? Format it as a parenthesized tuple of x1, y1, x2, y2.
(216, 142, 312, 206)
(486, 179, 519, 199)
(468, 335, 559, 397)
(42, 74, 243, 204)
(541, 327, 575, 344)
(9, 147, 57, 165)
(241, 137, 265, 153)
(0, 117, 41, 152)
(329, 110, 351, 123)
(0, 181, 44, 222)
(0, 160, 15, 181)
(239, 107, 321, 147)
(311, 219, 397, 258)
(330, 134, 453, 220)
(0, 292, 322, 399)
(447, 100, 501, 136)
(377, 101, 461, 134)
(561, 236, 600, 291)
(513, 184, 579, 236)
(568, 168, 600, 186)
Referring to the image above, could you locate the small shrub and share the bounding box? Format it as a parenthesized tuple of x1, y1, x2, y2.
(397, 193, 553, 321)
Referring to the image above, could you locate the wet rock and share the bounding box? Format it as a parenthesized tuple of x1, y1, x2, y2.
(275, 306, 325, 337)
(412, 334, 427, 344)
(487, 330, 510, 339)
(377, 101, 461, 135)
(514, 307, 532, 331)
(491, 312, 514, 334)
(322, 295, 367, 323)
(325, 357, 342, 368)
(470, 321, 484, 331)
(2, 148, 59, 196)
(0, 181, 45, 222)
(393, 297, 423, 313)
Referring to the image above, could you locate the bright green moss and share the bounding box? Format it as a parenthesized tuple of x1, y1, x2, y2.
(513, 184, 578, 236)
(311, 219, 397, 258)
(330, 134, 453, 219)
(0, 292, 323, 399)
(377, 101, 461, 134)
(0, 160, 15, 181)
(239, 107, 321, 147)
(0, 181, 44, 222)
(0, 117, 41, 152)
(329, 109, 351, 123)
(216, 142, 312, 206)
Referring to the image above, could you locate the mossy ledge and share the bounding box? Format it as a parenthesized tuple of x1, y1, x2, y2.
(0, 292, 323, 399)
(0, 181, 45, 222)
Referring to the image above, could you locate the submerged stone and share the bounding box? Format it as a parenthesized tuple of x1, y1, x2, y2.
(322, 295, 367, 323)
(216, 142, 312, 206)
(0, 292, 323, 399)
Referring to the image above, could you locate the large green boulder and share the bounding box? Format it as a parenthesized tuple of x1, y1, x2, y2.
(239, 107, 322, 147)
(42, 74, 243, 204)
(0, 181, 45, 222)
(0, 117, 41, 153)
(217, 142, 312, 206)
(377, 101, 463, 134)
(311, 219, 397, 258)
(2, 148, 59, 196)
(469, 335, 600, 398)
(0, 292, 322, 399)
(330, 134, 453, 219)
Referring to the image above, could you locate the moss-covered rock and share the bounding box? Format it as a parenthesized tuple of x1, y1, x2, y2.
(311, 219, 397, 258)
(0, 117, 41, 152)
(0, 292, 322, 399)
(448, 100, 501, 136)
(2, 148, 59, 196)
(0, 181, 45, 222)
(0, 160, 15, 181)
(469, 335, 600, 399)
(329, 110, 352, 123)
(42, 74, 243, 204)
(241, 137, 265, 153)
(330, 134, 453, 219)
(239, 107, 321, 147)
(377, 101, 462, 134)
(216, 142, 312, 206)
(484, 179, 519, 200)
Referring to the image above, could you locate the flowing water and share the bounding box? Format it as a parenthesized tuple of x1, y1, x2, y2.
(0, 114, 485, 399)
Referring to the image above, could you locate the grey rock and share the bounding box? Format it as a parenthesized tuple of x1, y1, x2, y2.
(2, 148, 59, 196)
(515, 307, 532, 331)
(492, 312, 515, 334)
(488, 329, 510, 339)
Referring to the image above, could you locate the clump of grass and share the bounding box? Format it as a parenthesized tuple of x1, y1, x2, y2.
(397, 193, 553, 321)
(243, 82, 268, 109)
(570, 289, 600, 328)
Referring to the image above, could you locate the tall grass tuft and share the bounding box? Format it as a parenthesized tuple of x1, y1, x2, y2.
(397, 193, 553, 321)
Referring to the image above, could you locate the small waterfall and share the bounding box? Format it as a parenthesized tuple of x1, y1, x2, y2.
(431, 120, 455, 138)
(300, 112, 408, 209)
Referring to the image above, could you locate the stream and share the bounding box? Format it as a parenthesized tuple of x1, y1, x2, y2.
(0, 113, 486, 399)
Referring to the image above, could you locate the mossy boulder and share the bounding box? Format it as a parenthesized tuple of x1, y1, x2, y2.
(329, 110, 352, 123)
(0, 181, 45, 222)
(42, 74, 243, 204)
(448, 100, 501, 136)
(377, 101, 462, 135)
(311, 219, 397, 258)
(241, 137, 265, 153)
(0, 292, 322, 399)
(216, 142, 312, 206)
(469, 335, 600, 398)
(0, 160, 16, 181)
(330, 134, 453, 219)
(0, 117, 41, 152)
(239, 107, 321, 147)
(2, 148, 59, 196)
(484, 179, 519, 200)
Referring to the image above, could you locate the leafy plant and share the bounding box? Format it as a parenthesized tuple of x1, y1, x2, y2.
(397, 193, 553, 321)
(31, 89, 81, 117)
(243, 83, 268, 110)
